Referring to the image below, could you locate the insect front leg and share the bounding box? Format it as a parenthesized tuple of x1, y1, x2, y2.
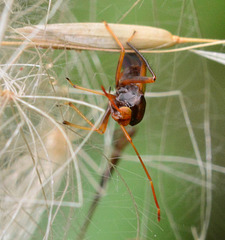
(119, 76, 155, 86)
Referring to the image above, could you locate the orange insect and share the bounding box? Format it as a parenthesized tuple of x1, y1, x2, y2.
(63, 22, 160, 221)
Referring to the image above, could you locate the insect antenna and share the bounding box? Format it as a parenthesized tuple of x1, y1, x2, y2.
(126, 42, 156, 80)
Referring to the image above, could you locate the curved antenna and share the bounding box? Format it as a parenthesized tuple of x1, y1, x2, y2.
(126, 42, 156, 81)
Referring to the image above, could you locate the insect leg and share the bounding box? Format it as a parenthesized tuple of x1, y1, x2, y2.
(66, 77, 105, 96)
(63, 103, 111, 134)
(119, 76, 155, 86)
(103, 21, 125, 87)
(120, 125, 160, 221)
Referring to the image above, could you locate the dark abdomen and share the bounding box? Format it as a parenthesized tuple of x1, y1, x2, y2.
(115, 84, 146, 126)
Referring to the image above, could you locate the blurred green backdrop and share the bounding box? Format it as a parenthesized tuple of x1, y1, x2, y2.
(64, 1, 224, 240)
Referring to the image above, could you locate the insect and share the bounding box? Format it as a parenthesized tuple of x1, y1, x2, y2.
(63, 22, 160, 221)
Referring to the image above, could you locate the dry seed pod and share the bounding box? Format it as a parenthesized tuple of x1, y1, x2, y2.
(6, 22, 220, 51)
(13, 22, 177, 49)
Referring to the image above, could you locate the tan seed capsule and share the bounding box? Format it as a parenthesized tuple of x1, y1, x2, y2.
(14, 22, 177, 49)
(3, 22, 222, 52)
